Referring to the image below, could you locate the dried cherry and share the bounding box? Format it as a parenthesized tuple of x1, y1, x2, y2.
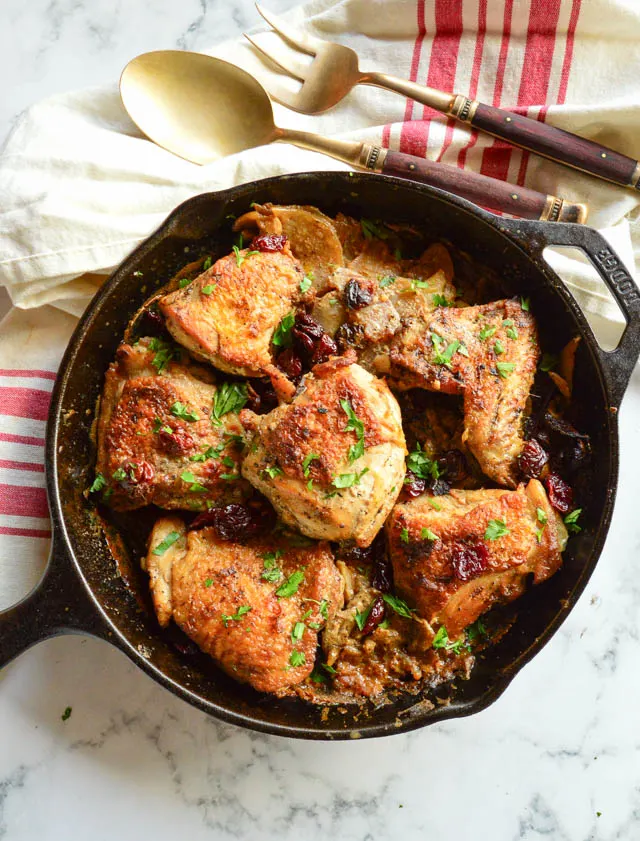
(250, 233, 287, 252)
(311, 333, 338, 365)
(518, 438, 549, 479)
(544, 472, 574, 514)
(402, 471, 426, 499)
(437, 449, 467, 483)
(246, 378, 278, 414)
(276, 348, 303, 379)
(450, 542, 489, 581)
(190, 503, 273, 540)
(344, 278, 372, 310)
(158, 427, 195, 455)
(361, 597, 386, 635)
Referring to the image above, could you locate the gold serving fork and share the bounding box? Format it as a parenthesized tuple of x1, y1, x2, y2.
(247, 2, 640, 192)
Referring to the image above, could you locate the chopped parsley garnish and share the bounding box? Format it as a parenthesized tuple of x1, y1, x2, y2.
(291, 622, 305, 643)
(152, 418, 173, 434)
(232, 245, 259, 267)
(340, 398, 366, 462)
(506, 326, 519, 340)
(61, 707, 72, 721)
(152, 531, 181, 555)
(302, 453, 320, 477)
(220, 472, 238, 481)
(410, 278, 431, 291)
(421, 527, 438, 541)
(540, 353, 559, 372)
(276, 569, 305, 598)
(180, 471, 208, 492)
(484, 518, 510, 540)
(433, 294, 451, 307)
(382, 593, 415, 619)
(178, 277, 193, 288)
(360, 218, 389, 240)
(89, 473, 106, 493)
(112, 467, 127, 481)
(211, 381, 248, 425)
(201, 284, 216, 295)
(264, 465, 283, 479)
(503, 318, 514, 327)
(536, 507, 548, 525)
(400, 527, 410, 544)
(354, 601, 374, 632)
(202, 255, 213, 271)
(221, 605, 252, 627)
(479, 325, 497, 341)
(332, 468, 369, 489)
(310, 667, 327, 683)
(149, 337, 178, 373)
(272, 311, 295, 348)
(288, 650, 306, 668)
(299, 274, 313, 294)
(261, 550, 283, 583)
(322, 661, 336, 675)
(427, 497, 442, 511)
(432, 626, 469, 654)
(521, 296, 531, 312)
(406, 442, 440, 481)
(319, 599, 329, 620)
(564, 508, 583, 534)
(189, 443, 224, 462)
(496, 361, 516, 379)
(466, 618, 489, 643)
(170, 401, 199, 422)
(494, 340, 505, 355)
(379, 275, 396, 288)
(431, 333, 461, 368)
(204, 578, 213, 587)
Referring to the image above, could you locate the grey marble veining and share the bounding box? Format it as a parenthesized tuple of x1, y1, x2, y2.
(2, 1, 640, 838)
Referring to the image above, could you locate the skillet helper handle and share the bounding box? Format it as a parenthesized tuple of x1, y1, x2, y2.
(508, 222, 640, 407)
(375, 149, 587, 222)
(450, 98, 640, 190)
(0, 534, 106, 668)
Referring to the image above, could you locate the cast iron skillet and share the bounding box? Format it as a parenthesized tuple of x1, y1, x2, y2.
(1, 172, 639, 740)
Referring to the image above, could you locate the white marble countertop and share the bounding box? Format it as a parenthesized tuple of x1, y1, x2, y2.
(2, 2, 640, 839)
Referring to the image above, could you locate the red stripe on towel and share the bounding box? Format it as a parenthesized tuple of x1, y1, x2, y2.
(0, 526, 51, 538)
(0, 387, 51, 421)
(0, 459, 44, 473)
(0, 369, 56, 380)
(0, 485, 49, 518)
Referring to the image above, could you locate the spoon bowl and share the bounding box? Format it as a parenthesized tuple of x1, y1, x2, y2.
(120, 50, 277, 164)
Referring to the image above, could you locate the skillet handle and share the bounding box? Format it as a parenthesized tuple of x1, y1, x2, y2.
(0, 533, 108, 668)
(501, 220, 640, 408)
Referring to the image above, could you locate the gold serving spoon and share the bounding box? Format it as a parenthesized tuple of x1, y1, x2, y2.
(120, 51, 586, 222)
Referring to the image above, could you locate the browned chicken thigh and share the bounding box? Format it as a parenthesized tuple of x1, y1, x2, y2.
(386, 480, 567, 639)
(241, 356, 406, 546)
(143, 518, 343, 694)
(388, 299, 539, 486)
(96, 338, 249, 510)
(158, 243, 304, 396)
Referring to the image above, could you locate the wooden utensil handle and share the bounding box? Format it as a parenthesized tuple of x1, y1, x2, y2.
(450, 97, 640, 188)
(378, 149, 587, 222)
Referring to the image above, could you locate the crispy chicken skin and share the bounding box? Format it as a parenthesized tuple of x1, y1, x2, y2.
(158, 245, 304, 388)
(142, 515, 187, 627)
(234, 203, 344, 294)
(388, 299, 539, 486)
(386, 480, 567, 638)
(241, 356, 406, 546)
(96, 338, 248, 510)
(143, 519, 343, 694)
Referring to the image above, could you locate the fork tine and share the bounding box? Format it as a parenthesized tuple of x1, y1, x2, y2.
(244, 32, 310, 82)
(255, 2, 322, 55)
(258, 77, 306, 112)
